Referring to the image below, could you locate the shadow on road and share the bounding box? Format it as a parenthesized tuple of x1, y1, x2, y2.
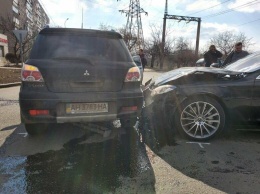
(0, 123, 156, 193)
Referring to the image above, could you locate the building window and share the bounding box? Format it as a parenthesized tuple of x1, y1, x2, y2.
(36, 3, 41, 15)
(13, 0, 19, 7)
(26, 9, 33, 21)
(27, 0, 33, 5)
(26, 3, 33, 13)
(12, 5, 19, 14)
(13, 17, 20, 28)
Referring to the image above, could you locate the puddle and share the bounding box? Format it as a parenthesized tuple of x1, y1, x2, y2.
(0, 130, 152, 193)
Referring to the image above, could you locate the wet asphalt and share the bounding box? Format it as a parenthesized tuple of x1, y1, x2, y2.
(0, 115, 159, 194)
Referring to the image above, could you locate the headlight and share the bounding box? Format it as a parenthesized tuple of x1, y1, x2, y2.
(151, 85, 177, 97)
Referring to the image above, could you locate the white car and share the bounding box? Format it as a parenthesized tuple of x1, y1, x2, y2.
(195, 58, 205, 66)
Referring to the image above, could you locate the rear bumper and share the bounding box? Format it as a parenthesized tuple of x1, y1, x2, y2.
(20, 89, 143, 124)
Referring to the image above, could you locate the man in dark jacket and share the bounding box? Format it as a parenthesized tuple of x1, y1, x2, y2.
(222, 42, 249, 67)
(204, 45, 223, 67)
(139, 49, 147, 69)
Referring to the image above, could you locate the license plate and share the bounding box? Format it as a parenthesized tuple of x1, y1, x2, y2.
(66, 103, 108, 114)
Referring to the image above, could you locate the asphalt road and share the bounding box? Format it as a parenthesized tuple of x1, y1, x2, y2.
(0, 68, 259, 194)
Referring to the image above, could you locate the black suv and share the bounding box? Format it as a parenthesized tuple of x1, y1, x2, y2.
(19, 28, 143, 135)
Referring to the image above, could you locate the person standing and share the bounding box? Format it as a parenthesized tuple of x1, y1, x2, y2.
(222, 42, 249, 66)
(203, 45, 223, 67)
(139, 49, 147, 69)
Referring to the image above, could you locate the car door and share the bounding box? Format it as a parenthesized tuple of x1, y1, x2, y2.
(251, 70, 260, 123)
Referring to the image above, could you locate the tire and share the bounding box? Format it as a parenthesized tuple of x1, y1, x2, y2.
(120, 117, 138, 147)
(120, 117, 137, 129)
(25, 124, 48, 135)
(175, 96, 225, 141)
(150, 101, 176, 146)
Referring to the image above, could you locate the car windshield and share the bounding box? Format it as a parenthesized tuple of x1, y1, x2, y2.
(30, 34, 132, 62)
(224, 52, 260, 72)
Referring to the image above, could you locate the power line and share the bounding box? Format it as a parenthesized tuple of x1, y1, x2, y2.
(188, 0, 232, 16)
(203, 0, 259, 19)
(235, 18, 260, 27)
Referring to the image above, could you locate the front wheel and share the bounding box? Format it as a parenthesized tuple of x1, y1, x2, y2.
(175, 96, 225, 141)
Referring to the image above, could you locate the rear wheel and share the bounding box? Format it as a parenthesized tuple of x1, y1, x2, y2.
(120, 117, 138, 146)
(120, 117, 137, 129)
(175, 96, 225, 141)
(25, 124, 48, 135)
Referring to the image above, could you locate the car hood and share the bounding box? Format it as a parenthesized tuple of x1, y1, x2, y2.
(151, 67, 242, 86)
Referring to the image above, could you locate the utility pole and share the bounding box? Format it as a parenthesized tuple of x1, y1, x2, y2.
(81, 7, 83, 29)
(119, 0, 148, 52)
(161, 0, 201, 68)
(195, 18, 201, 57)
(161, 0, 168, 69)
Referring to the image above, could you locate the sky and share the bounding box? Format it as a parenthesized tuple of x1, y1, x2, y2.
(39, 0, 260, 52)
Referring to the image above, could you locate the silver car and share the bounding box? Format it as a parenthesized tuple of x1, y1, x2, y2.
(132, 55, 144, 83)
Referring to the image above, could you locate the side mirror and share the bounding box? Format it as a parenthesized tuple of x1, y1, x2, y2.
(210, 63, 220, 68)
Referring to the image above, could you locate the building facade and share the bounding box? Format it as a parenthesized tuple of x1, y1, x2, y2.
(0, 0, 49, 57)
(0, 33, 8, 65)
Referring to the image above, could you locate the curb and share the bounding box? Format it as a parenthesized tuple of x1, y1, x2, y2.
(0, 82, 21, 88)
(0, 67, 22, 70)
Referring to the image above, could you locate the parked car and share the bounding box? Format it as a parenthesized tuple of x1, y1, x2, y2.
(195, 58, 205, 66)
(143, 52, 260, 141)
(19, 27, 143, 135)
(196, 58, 223, 67)
(132, 55, 143, 83)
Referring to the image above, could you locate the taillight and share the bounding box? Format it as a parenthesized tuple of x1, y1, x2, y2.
(124, 67, 141, 82)
(121, 106, 138, 112)
(29, 110, 49, 116)
(21, 64, 44, 82)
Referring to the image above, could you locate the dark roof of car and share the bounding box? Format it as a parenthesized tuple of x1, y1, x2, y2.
(39, 28, 123, 39)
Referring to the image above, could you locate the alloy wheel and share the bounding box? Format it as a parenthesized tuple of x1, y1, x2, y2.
(180, 101, 220, 139)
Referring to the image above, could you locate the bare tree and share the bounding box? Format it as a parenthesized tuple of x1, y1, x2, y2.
(174, 37, 197, 68)
(98, 23, 138, 52)
(210, 31, 254, 56)
(0, 14, 40, 63)
(145, 23, 175, 69)
(98, 23, 115, 31)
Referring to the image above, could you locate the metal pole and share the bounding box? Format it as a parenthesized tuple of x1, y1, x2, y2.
(64, 18, 69, 27)
(81, 7, 83, 29)
(19, 33, 23, 64)
(161, 0, 168, 69)
(195, 18, 201, 58)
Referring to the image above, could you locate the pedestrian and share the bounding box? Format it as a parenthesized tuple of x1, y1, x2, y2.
(139, 49, 147, 69)
(203, 45, 223, 67)
(222, 42, 249, 66)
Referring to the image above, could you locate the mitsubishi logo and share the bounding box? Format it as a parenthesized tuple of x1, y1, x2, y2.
(83, 70, 90, 76)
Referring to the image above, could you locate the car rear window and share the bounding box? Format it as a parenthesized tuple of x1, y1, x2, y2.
(29, 34, 132, 62)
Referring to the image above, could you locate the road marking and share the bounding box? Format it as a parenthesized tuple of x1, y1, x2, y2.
(186, 142, 211, 148)
(18, 133, 28, 137)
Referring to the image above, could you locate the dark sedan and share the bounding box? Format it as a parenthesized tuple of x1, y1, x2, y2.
(143, 52, 260, 141)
